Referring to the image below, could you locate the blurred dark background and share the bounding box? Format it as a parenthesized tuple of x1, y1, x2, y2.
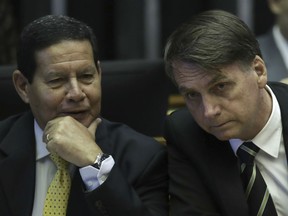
(0, 0, 274, 64)
(0, 0, 276, 137)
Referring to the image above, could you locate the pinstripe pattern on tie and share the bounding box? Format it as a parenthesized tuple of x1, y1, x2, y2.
(237, 142, 277, 216)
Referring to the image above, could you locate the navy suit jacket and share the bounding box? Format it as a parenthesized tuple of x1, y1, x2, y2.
(0, 112, 168, 216)
(257, 29, 288, 81)
(164, 82, 288, 216)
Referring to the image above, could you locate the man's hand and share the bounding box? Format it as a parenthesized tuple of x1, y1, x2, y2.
(43, 116, 102, 167)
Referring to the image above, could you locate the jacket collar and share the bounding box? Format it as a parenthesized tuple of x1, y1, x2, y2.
(268, 82, 288, 162)
(0, 112, 36, 215)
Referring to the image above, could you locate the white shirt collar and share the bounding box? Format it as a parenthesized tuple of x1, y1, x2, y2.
(272, 25, 288, 70)
(230, 85, 282, 158)
(34, 120, 50, 161)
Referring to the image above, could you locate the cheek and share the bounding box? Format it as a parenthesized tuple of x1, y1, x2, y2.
(27, 78, 63, 107)
(41, 90, 62, 104)
(29, 90, 63, 114)
(85, 85, 101, 108)
(90, 93, 101, 112)
(28, 91, 63, 129)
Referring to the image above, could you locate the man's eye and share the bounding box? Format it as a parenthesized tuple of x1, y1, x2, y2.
(82, 74, 93, 79)
(217, 83, 226, 90)
(48, 78, 63, 84)
(50, 78, 61, 82)
(79, 74, 94, 83)
(185, 92, 198, 100)
(47, 78, 64, 88)
(212, 82, 232, 95)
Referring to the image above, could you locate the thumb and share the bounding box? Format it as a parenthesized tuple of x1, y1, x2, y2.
(88, 117, 102, 138)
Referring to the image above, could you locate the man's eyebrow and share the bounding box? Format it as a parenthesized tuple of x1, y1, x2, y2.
(79, 65, 98, 73)
(207, 73, 227, 86)
(45, 71, 63, 77)
(178, 85, 191, 93)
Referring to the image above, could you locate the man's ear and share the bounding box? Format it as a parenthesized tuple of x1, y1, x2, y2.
(12, 70, 30, 104)
(253, 55, 268, 88)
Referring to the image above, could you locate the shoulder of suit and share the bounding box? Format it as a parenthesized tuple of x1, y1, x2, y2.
(0, 112, 32, 143)
(98, 117, 164, 150)
(167, 107, 207, 138)
(0, 114, 22, 140)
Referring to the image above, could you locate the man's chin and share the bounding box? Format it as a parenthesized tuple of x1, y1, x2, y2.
(210, 130, 234, 141)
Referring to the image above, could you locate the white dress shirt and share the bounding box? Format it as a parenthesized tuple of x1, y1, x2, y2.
(230, 85, 288, 216)
(32, 120, 115, 216)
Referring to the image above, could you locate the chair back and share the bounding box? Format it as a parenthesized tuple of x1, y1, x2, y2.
(101, 59, 169, 136)
(0, 65, 29, 120)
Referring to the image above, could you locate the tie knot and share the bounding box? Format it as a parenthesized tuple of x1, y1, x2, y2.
(237, 142, 260, 165)
(50, 153, 69, 170)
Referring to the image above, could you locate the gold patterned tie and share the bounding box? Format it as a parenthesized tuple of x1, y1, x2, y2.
(43, 153, 71, 215)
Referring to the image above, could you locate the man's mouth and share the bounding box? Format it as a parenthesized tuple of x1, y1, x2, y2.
(60, 110, 87, 119)
(211, 121, 231, 128)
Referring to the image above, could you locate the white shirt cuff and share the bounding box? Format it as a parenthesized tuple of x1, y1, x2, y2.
(79, 155, 115, 191)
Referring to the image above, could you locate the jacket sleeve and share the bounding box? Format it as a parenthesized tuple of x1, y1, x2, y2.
(85, 145, 169, 216)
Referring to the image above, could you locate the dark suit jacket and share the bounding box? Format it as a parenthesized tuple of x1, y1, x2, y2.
(0, 112, 168, 216)
(257, 29, 288, 81)
(164, 82, 288, 216)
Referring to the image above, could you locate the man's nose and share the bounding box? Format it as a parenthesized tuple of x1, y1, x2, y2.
(66, 79, 85, 101)
(202, 96, 221, 118)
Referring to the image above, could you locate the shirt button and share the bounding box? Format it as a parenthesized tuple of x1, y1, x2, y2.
(88, 181, 93, 187)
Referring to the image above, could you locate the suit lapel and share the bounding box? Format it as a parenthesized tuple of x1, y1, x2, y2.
(270, 83, 288, 164)
(206, 137, 249, 216)
(280, 106, 288, 165)
(67, 170, 95, 216)
(0, 113, 36, 215)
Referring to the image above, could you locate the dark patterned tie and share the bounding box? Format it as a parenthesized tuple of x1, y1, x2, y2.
(237, 142, 277, 216)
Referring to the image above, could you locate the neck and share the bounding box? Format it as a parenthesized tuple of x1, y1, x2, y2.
(258, 87, 273, 132)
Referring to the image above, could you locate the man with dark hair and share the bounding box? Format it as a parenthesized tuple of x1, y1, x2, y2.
(0, 15, 168, 216)
(164, 10, 288, 216)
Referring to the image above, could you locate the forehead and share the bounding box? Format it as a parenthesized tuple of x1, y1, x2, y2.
(35, 40, 94, 62)
(34, 40, 94, 68)
(172, 61, 219, 82)
(172, 61, 242, 91)
(32, 40, 96, 79)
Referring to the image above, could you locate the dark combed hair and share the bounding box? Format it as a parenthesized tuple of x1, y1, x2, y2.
(17, 15, 99, 82)
(164, 10, 262, 82)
